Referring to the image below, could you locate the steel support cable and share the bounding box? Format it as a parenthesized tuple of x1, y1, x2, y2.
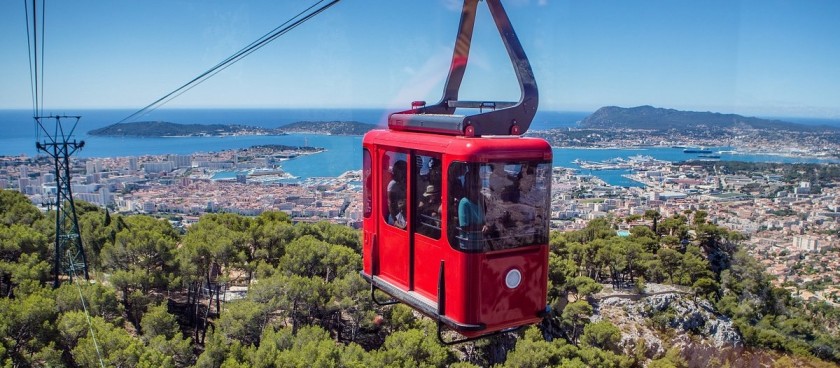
(25, 0, 50, 137)
(23, 0, 36, 118)
(152, 0, 339, 113)
(32, 0, 38, 117)
(39, 0, 46, 117)
(116, 0, 341, 125)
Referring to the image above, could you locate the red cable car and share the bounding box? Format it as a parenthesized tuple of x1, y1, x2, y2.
(361, 0, 551, 343)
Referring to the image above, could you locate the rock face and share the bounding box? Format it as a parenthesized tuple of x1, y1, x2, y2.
(592, 285, 742, 359)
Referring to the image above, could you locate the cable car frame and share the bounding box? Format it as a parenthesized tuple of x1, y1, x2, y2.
(361, 0, 551, 344)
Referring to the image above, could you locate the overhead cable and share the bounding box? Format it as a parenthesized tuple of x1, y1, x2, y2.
(117, 0, 341, 124)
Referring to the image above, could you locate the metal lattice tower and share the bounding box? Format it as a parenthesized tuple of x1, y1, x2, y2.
(35, 115, 90, 288)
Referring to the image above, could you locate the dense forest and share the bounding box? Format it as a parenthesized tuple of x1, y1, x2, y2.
(1, 189, 839, 367)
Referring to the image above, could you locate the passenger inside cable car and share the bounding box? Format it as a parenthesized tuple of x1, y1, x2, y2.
(386, 159, 407, 229)
(415, 155, 443, 239)
(449, 161, 551, 252)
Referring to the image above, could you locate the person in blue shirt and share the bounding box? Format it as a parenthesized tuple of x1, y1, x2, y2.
(458, 169, 488, 250)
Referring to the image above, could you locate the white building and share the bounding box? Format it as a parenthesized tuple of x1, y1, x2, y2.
(792, 235, 819, 252)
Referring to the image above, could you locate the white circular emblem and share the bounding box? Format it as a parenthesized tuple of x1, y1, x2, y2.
(505, 269, 522, 289)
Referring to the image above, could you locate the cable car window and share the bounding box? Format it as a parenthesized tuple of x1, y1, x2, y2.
(448, 160, 551, 252)
(383, 151, 408, 229)
(363, 149, 372, 218)
(414, 154, 442, 239)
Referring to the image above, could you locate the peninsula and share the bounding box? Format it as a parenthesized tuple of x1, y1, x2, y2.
(528, 105, 840, 158)
(278, 120, 377, 135)
(581, 105, 839, 132)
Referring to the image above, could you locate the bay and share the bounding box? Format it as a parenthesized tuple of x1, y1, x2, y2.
(2, 108, 838, 187)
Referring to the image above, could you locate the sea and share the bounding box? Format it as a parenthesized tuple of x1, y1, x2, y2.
(2, 108, 839, 188)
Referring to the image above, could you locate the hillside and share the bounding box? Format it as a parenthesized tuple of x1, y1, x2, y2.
(278, 120, 377, 135)
(580, 105, 837, 132)
(88, 121, 273, 137)
(1, 189, 838, 367)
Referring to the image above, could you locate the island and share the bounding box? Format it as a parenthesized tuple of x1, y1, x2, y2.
(87, 121, 278, 137)
(89, 120, 378, 137)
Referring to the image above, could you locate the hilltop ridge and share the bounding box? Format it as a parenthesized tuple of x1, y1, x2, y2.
(581, 105, 838, 132)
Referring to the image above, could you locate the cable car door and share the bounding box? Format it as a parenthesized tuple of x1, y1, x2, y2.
(377, 149, 410, 289)
(411, 153, 443, 300)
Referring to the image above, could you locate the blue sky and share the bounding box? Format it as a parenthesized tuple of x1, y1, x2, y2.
(1, 0, 839, 118)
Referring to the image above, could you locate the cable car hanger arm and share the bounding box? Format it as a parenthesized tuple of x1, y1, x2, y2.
(388, 0, 538, 137)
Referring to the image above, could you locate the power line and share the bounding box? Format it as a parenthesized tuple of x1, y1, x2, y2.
(117, 0, 342, 125)
(24, 0, 48, 127)
(23, 0, 35, 118)
(39, 0, 46, 117)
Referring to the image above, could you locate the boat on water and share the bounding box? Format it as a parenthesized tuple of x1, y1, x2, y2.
(250, 168, 286, 176)
(684, 148, 713, 154)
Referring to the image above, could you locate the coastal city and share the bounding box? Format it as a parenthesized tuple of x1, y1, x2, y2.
(1, 130, 839, 308)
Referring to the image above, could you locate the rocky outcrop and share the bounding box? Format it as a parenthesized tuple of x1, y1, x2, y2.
(592, 284, 741, 359)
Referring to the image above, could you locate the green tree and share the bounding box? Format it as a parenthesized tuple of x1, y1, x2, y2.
(680, 245, 712, 285)
(141, 302, 180, 341)
(55, 281, 123, 324)
(692, 277, 719, 301)
(0, 224, 50, 292)
(102, 215, 181, 293)
(58, 310, 156, 367)
(278, 235, 360, 282)
(562, 300, 593, 345)
(375, 324, 452, 367)
(78, 209, 116, 270)
(629, 225, 659, 253)
(330, 272, 379, 341)
(580, 321, 621, 353)
(0, 190, 43, 227)
(568, 275, 602, 301)
(216, 299, 270, 346)
(502, 326, 563, 368)
(0, 288, 58, 366)
(246, 211, 295, 278)
(644, 210, 661, 234)
(179, 214, 249, 296)
(657, 248, 682, 283)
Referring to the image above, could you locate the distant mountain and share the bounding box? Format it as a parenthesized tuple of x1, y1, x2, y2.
(88, 121, 271, 137)
(580, 106, 838, 132)
(279, 120, 376, 135)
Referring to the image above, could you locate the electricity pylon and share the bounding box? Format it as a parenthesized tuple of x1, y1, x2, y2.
(35, 115, 90, 288)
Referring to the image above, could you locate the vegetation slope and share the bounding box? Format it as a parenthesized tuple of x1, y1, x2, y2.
(1, 189, 838, 367)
